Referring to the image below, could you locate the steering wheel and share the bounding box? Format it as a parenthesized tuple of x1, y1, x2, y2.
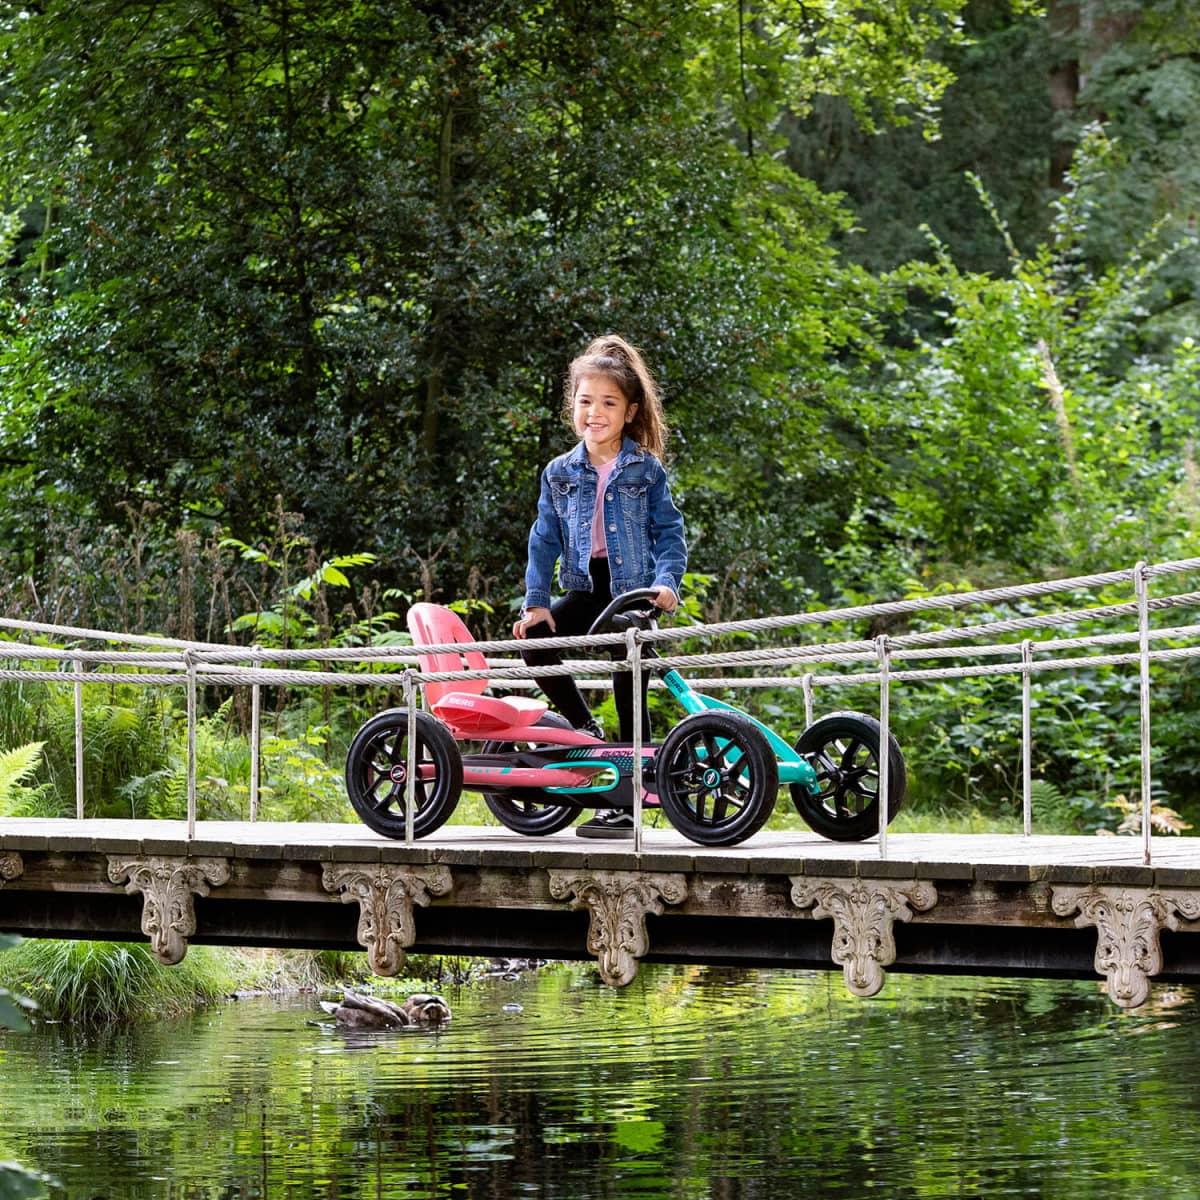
(587, 588, 663, 638)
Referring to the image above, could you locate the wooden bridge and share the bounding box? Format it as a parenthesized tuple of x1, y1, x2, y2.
(4, 557, 1200, 1010)
(4, 817, 1200, 1009)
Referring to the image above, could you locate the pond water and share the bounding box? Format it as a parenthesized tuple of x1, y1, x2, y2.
(3, 965, 1200, 1199)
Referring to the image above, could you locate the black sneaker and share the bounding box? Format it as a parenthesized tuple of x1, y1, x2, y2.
(576, 809, 635, 839)
(577, 718, 605, 741)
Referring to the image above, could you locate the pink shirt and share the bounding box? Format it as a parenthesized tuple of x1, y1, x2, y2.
(590, 457, 618, 558)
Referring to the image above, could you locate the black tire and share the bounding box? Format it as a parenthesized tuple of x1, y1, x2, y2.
(480, 712, 580, 836)
(790, 711, 906, 842)
(345, 708, 463, 839)
(656, 711, 778, 847)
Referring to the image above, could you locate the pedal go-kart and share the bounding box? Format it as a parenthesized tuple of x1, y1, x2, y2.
(345, 590, 906, 847)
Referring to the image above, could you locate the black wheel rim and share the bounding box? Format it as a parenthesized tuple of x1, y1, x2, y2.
(360, 725, 439, 820)
(808, 735, 879, 820)
(664, 730, 755, 827)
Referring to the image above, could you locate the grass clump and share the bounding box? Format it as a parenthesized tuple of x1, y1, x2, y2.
(0, 940, 235, 1023)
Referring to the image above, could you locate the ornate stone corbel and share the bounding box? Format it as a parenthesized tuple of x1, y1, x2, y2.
(321, 863, 453, 976)
(1051, 885, 1200, 1009)
(790, 877, 938, 998)
(0, 852, 22, 886)
(107, 855, 230, 965)
(548, 869, 687, 987)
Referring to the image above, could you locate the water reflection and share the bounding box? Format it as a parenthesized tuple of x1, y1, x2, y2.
(3, 967, 1200, 1198)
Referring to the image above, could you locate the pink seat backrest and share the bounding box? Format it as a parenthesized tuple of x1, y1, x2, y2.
(406, 603, 489, 708)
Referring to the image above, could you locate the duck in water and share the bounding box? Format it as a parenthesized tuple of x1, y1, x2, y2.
(320, 990, 451, 1029)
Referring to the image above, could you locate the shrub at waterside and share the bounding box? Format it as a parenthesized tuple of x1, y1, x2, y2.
(0, 940, 236, 1024)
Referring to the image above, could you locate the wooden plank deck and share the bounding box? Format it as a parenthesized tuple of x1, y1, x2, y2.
(3, 819, 1200, 1006)
(3, 818, 1199, 882)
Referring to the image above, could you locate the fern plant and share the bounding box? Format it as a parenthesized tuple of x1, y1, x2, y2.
(0, 742, 48, 817)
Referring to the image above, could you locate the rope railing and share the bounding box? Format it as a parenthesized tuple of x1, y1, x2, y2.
(2, 556, 1198, 858)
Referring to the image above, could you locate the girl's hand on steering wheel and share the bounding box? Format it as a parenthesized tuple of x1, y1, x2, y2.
(652, 587, 678, 613)
(513, 607, 555, 638)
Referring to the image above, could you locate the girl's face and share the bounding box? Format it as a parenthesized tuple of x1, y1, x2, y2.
(573, 373, 637, 459)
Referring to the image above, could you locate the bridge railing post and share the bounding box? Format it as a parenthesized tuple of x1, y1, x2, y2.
(628, 628, 644, 856)
(1021, 640, 1032, 837)
(404, 671, 418, 847)
(876, 634, 891, 859)
(73, 657, 85, 820)
(185, 649, 197, 840)
(802, 672, 814, 728)
(249, 644, 262, 822)
(1135, 562, 1152, 866)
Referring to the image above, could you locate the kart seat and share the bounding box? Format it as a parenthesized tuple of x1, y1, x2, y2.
(406, 602, 547, 735)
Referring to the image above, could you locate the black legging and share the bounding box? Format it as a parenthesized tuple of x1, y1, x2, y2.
(519, 557, 652, 741)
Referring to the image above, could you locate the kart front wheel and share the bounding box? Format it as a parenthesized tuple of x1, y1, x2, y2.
(791, 711, 906, 841)
(656, 711, 778, 846)
(481, 712, 580, 836)
(345, 709, 463, 839)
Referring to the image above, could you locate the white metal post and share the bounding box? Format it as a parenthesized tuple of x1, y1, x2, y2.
(1021, 640, 1032, 837)
(249, 645, 262, 821)
(876, 634, 891, 859)
(802, 673, 814, 728)
(1135, 562, 1153, 866)
(186, 650, 198, 840)
(73, 658, 85, 819)
(629, 629, 644, 856)
(404, 672, 417, 847)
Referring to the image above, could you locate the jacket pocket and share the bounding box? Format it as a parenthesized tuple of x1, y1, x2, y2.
(550, 480, 576, 521)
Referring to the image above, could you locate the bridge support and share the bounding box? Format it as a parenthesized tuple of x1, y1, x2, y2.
(548, 869, 688, 986)
(322, 863, 454, 976)
(1052, 885, 1200, 1008)
(106, 855, 231, 965)
(0, 852, 21, 887)
(790, 877, 939, 997)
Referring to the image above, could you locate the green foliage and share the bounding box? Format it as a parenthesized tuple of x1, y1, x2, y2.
(0, 939, 234, 1024)
(0, 743, 45, 817)
(41, 682, 176, 819)
(0, 0, 975, 614)
(0, 935, 35, 1034)
(845, 129, 1198, 577)
(257, 725, 351, 823)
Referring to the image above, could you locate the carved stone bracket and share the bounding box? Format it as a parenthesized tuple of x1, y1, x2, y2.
(321, 863, 453, 977)
(548, 869, 688, 987)
(1051, 885, 1200, 1009)
(0, 852, 22, 886)
(107, 855, 231, 965)
(790, 877, 939, 998)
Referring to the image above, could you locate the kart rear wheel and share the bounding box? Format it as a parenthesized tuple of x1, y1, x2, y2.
(790, 711, 906, 841)
(481, 713, 581, 836)
(656, 711, 778, 847)
(345, 708, 462, 839)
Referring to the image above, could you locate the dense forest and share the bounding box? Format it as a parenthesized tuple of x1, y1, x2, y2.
(0, 0, 1198, 827)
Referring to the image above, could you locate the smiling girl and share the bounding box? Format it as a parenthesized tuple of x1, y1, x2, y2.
(512, 334, 687, 837)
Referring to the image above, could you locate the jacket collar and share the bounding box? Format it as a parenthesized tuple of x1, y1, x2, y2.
(566, 436, 644, 472)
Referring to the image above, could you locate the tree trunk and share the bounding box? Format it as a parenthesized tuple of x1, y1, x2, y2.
(1048, 0, 1079, 190)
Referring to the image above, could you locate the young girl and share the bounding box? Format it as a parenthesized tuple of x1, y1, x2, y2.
(513, 334, 686, 838)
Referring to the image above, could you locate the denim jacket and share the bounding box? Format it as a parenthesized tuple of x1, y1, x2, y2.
(523, 437, 687, 611)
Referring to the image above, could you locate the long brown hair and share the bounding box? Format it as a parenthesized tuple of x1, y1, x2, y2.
(564, 334, 668, 459)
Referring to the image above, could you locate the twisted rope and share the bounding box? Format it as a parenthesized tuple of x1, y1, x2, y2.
(9, 556, 1200, 660)
(2, 557, 1197, 693)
